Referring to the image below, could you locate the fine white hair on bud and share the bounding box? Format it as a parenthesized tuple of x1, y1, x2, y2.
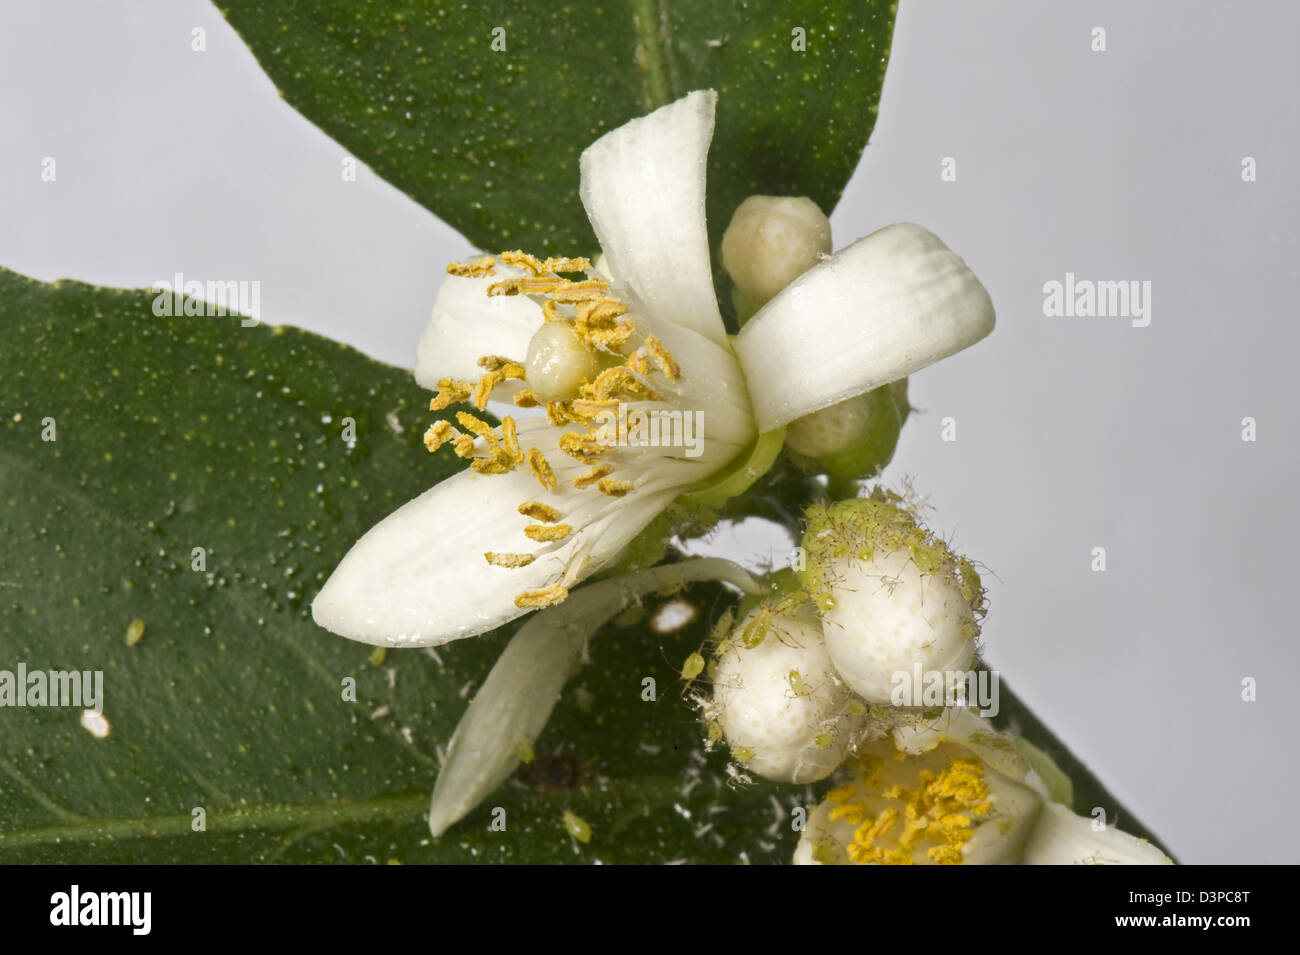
(798, 493, 986, 704)
(720, 195, 831, 308)
(523, 320, 601, 403)
(709, 604, 858, 784)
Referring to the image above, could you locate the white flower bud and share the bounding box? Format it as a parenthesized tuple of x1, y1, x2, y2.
(784, 381, 908, 481)
(720, 195, 831, 309)
(524, 321, 601, 403)
(710, 605, 858, 783)
(799, 495, 985, 704)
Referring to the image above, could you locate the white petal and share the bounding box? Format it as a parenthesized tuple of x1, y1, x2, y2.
(413, 264, 544, 390)
(1022, 802, 1173, 865)
(579, 90, 727, 346)
(311, 454, 678, 647)
(734, 223, 996, 432)
(429, 558, 759, 836)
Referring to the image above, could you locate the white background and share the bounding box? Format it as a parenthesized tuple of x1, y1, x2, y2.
(2, 1, 1297, 863)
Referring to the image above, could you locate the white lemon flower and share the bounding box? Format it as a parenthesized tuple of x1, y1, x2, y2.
(311, 89, 995, 649)
(793, 708, 1172, 865)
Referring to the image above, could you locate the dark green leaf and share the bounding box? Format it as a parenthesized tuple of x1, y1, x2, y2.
(214, 0, 896, 260)
(0, 269, 800, 862)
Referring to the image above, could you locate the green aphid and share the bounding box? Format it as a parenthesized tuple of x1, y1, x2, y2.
(124, 619, 146, 647)
(562, 809, 592, 844)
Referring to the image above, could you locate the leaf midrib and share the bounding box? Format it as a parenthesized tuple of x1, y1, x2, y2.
(0, 791, 431, 851)
(631, 0, 675, 108)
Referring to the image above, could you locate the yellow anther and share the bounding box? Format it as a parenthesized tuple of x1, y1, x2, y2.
(513, 389, 540, 408)
(570, 399, 620, 417)
(588, 322, 635, 349)
(545, 403, 572, 426)
(551, 281, 609, 304)
(644, 335, 681, 381)
(558, 431, 608, 463)
(572, 464, 614, 489)
(542, 256, 593, 274)
(518, 501, 562, 523)
(423, 420, 458, 452)
(527, 448, 557, 491)
(471, 452, 516, 475)
(478, 355, 526, 378)
(430, 379, 472, 411)
(446, 256, 496, 278)
(485, 551, 536, 567)
(498, 250, 546, 275)
(596, 478, 634, 497)
(473, 369, 505, 409)
(453, 434, 478, 458)
(579, 298, 628, 325)
(455, 411, 497, 441)
(587, 365, 661, 402)
(515, 584, 570, 609)
(524, 523, 573, 542)
(499, 416, 524, 464)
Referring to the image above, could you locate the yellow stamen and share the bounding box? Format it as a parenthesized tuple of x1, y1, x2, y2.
(542, 256, 593, 274)
(430, 379, 472, 411)
(559, 431, 608, 462)
(423, 420, 458, 452)
(498, 250, 546, 275)
(446, 256, 496, 278)
(518, 501, 562, 523)
(524, 523, 573, 542)
(455, 411, 497, 441)
(472, 369, 504, 409)
(588, 322, 635, 349)
(645, 335, 681, 381)
(579, 298, 628, 325)
(526, 448, 557, 491)
(596, 478, 635, 497)
(515, 584, 569, 609)
(569, 399, 619, 417)
(572, 464, 614, 489)
(485, 552, 536, 567)
(513, 389, 540, 408)
(500, 416, 524, 464)
(550, 279, 610, 303)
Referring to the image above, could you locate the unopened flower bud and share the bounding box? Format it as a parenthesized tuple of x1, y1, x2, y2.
(720, 195, 831, 317)
(784, 380, 909, 481)
(799, 494, 985, 704)
(710, 605, 858, 783)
